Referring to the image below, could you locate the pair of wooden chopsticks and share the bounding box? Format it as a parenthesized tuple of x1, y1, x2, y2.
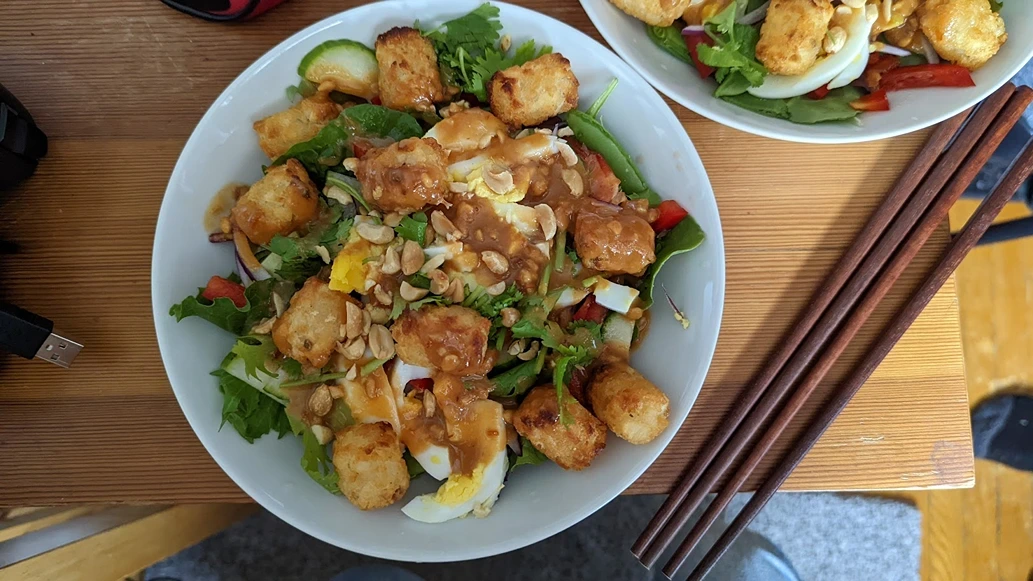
(633, 82, 1033, 580)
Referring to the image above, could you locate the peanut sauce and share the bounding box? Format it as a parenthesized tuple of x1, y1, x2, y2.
(204, 182, 247, 234)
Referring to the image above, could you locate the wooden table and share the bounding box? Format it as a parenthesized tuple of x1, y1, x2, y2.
(0, 0, 974, 505)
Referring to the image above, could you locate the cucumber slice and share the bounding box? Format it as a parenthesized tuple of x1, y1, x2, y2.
(602, 313, 635, 358)
(298, 39, 379, 100)
(221, 355, 290, 405)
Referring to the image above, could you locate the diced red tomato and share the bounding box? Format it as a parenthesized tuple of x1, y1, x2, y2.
(567, 366, 590, 405)
(566, 137, 622, 204)
(406, 378, 433, 393)
(808, 85, 831, 100)
(351, 139, 372, 158)
(879, 64, 975, 92)
(850, 90, 891, 112)
(652, 200, 689, 232)
(573, 294, 609, 325)
(371, 96, 382, 106)
(202, 275, 247, 308)
(683, 32, 716, 79)
(863, 53, 900, 91)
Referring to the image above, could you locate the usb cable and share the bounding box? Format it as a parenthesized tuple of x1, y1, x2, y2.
(0, 302, 82, 368)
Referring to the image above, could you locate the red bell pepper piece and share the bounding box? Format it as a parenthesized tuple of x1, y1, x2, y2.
(566, 137, 622, 204)
(572, 294, 608, 325)
(406, 378, 433, 393)
(850, 90, 891, 112)
(879, 64, 975, 92)
(863, 53, 900, 90)
(351, 139, 372, 158)
(683, 32, 717, 79)
(652, 200, 689, 232)
(201, 275, 247, 308)
(808, 85, 831, 100)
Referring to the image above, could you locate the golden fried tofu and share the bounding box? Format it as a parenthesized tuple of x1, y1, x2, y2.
(574, 204, 656, 275)
(607, 0, 693, 26)
(253, 96, 343, 159)
(231, 159, 319, 245)
(756, 0, 834, 76)
(375, 27, 445, 113)
(588, 363, 670, 445)
(513, 385, 607, 471)
(354, 137, 450, 213)
(272, 278, 354, 368)
(487, 53, 579, 128)
(391, 305, 495, 376)
(919, 0, 1006, 70)
(332, 422, 409, 510)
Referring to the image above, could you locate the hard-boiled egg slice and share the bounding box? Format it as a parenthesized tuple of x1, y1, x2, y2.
(747, 5, 873, 99)
(388, 360, 432, 410)
(409, 443, 453, 481)
(827, 43, 871, 90)
(554, 286, 590, 309)
(425, 108, 508, 154)
(423, 241, 464, 261)
(401, 400, 508, 523)
(490, 201, 540, 238)
(593, 279, 640, 314)
(338, 365, 401, 433)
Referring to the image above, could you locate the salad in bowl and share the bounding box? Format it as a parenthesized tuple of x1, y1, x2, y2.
(164, 3, 709, 527)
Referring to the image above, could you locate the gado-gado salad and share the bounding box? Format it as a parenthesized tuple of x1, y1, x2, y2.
(611, 0, 1006, 124)
(170, 4, 704, 523)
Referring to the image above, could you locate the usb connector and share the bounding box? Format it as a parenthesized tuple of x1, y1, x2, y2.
(0, 302, 82, 368)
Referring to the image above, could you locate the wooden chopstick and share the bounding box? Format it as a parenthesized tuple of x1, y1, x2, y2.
(631, 107, 967, 563)
(680, 98, 1033, 581)
(660, 85, 1033, 579)
(633, 82, 1016, 569)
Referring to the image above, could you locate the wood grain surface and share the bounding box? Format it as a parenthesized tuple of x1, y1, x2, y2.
(0, 0, 973, 504)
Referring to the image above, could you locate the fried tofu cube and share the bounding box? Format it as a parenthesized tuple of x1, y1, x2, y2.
(487, 53, 579, 128)
(391, 305, 495, 376)
(512, 385, 607, 471)
(332, 422, 410, 510)
(756, 0, 834, 76)
(375, 26, 445, 113)
(607, 0, 693, 26)
(588, 363, 670, 445)
(272, 278, 354, 368)
(574, 204, 656, 276)
(231, 159, 319, 245)
(919, 0, 1006, 70)
(253, 96, 343, 159)
(354, 137, 450, 213)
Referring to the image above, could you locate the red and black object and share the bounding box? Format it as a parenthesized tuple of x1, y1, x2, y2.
(160, 0, 289, 22)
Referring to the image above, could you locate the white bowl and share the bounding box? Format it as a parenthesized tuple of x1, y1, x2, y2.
(151, 0, 724, 562)
(580, 0, 1033, 143)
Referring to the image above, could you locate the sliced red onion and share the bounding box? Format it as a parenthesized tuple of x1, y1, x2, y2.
(681, 25, 706, 35)
(235, 251, 255, 286)
(876, 44, 913, 58)
(920, 34, 940, 64)
(737, 1, 769, 25)
(232, 230, 270, 286)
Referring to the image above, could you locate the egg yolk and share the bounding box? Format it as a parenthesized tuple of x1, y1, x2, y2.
(329, 238, 373, 294)
(433, 465, 486, 506)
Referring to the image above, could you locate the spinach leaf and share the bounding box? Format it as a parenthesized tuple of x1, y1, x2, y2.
(639, 214, 706, 308)
(786, 87, 864, 124)
(341, 104, 423, 141)
(508, 437, 548, 472)
(405, 451, 427, 479)
(714, 71, 753, 97)
(301, 428, 340, 494)
(720, 92, 791, 119)
(646, 24, 692, 64)
(169, 276, 279, 335)
(212, 369, 291, 443)
(269, 116, 351, 179)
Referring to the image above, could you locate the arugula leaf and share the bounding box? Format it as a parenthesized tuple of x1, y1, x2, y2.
(301, 428, 340, 494)
(508, 437, 548, 472)
(341, 104, 424, 141)
(212, 369, 291, 443)
(396, 211, 429, 245)
(646, 24, 692, 64)
(230, 335, 277, 379)
(405, 451, 427, 479)
(639, 214, 706, 308)
(169, 277, 279, 335)
(489, 348, 546, 397)
(269, 115, 351, 179)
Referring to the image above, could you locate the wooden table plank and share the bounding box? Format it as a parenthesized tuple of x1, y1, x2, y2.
(0, 0, 973, 504)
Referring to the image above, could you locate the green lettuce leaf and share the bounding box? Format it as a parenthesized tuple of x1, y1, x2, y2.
(646, 24, 692, 64)
(405, 451, 427, 479)
(169, 276, 279, 335)
(508, 437, 548, 472)
(301, 428, 340, 494)
(639, 214, 706, 308)
(230, 335, 278, 379)
(212, 369, 291, 443)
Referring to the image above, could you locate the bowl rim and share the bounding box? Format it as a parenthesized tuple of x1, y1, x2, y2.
(579, 0, 1033, 144)
(151, 0, 726, 561)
